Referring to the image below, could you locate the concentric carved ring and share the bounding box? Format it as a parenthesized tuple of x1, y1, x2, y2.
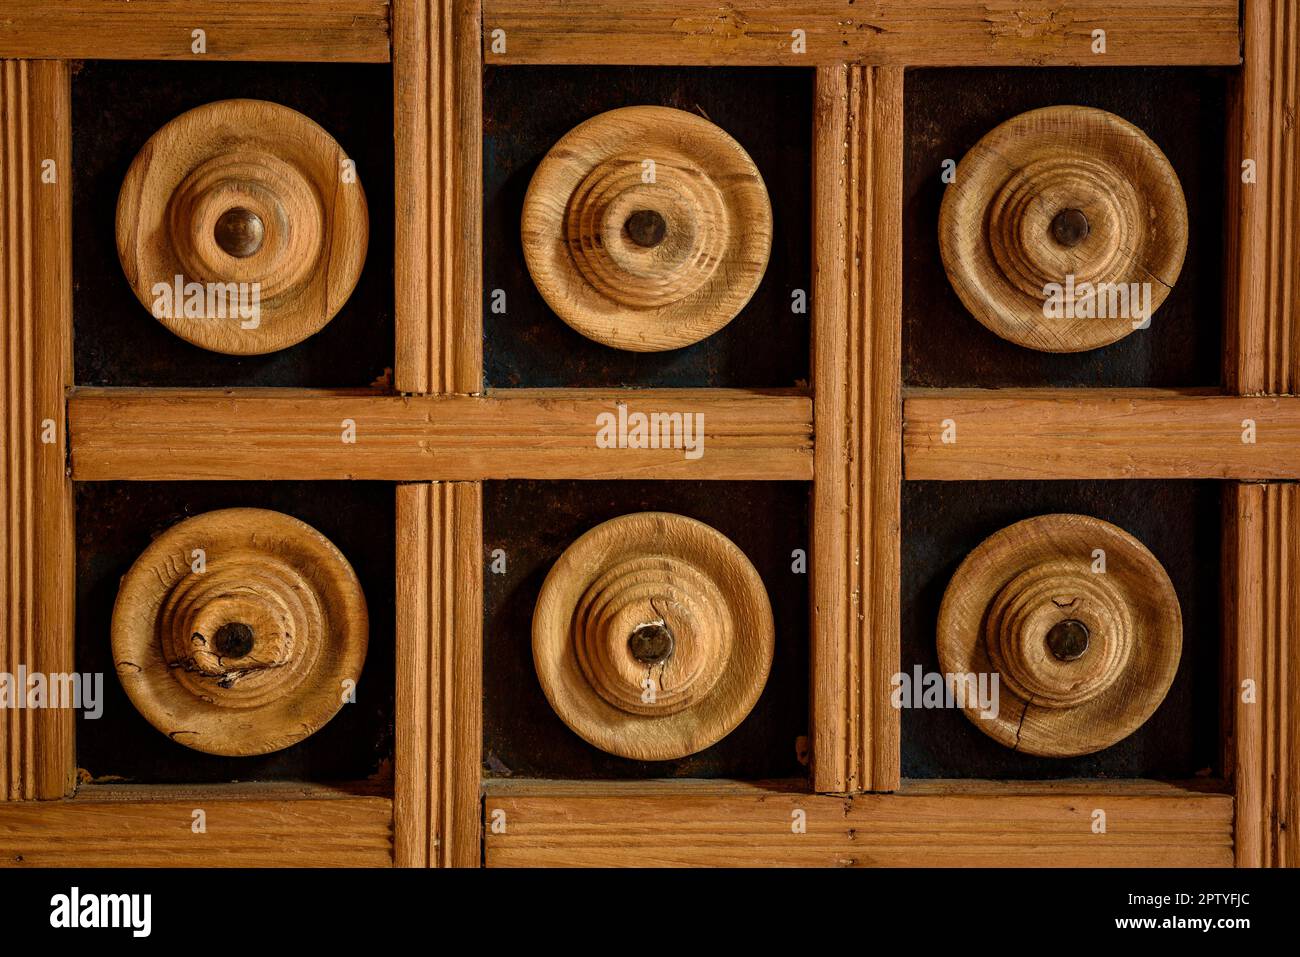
(116, 99, 368, 355)
(532, 512, 774, 760)
(111, 508, 368, 756)
(522, 106, 772, 352)
(937, 514, 1181, 757)
(939, 106, 1187, 353)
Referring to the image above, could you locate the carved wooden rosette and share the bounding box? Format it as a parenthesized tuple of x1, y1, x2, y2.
(111, 508, 368, 756)
(938, 514, 1181, 757)
(116, 98, 368, 355)
(521, 106, 771, 352)
(532, 512, 774, 760)
(939, 106, 1187, 353)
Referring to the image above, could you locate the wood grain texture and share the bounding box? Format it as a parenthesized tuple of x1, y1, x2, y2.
(395, 0, 482, 393)
(482, 1, 1239, 66)
(395, 483, 481, 867)
(483, 779, 1232, 867)
(533, 512, 773, 761)
(69, 388, 813, 481)
(1228, 483, 1299, 868)
(115, 99, 369, 356)
(905, 389, 1300, 480)
(811, 66, 901, 794)
(0, 1, 391, 62)
(939, 514, 1181, 757)
(111, 508, 369, 757)
(1, 60, 74, 801)
(939, 105, 1187, 353)
(0, 788, 392, 867)
(1229, 0, 1300, 394)
(521, 106, 771, 352)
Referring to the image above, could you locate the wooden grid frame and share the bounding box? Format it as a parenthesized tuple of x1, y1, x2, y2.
(0, 1, 1294, 869)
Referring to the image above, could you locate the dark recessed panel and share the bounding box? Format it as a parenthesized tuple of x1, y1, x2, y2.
(73, 60, 393, 388)
(901, 479, 1221, 780)
(484, 66, 812, 389)
(904, 67, 1227, 388)
(75, 481, 395, 785)
(483, 479, 810, 780)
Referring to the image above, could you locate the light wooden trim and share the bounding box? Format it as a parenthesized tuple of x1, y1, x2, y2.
(0, 784, 392, 866)
(68, 388, 813, 481)
(811, 65, 901, 794)
(483, 779, 1233, 867)
(482, 1, 1239, 67)
(1229, 0, 1299, 395)
(905, 389, 1300, 480)
(1228, 483, 1299, 868)
(0, 1, 391, 62)
(1, 60, 75, 802)
(394, 0, 483, 394)
(395, 483, 482, 868)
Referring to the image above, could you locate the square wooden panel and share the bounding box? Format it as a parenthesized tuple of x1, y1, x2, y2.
(0, 1, 1295, 869)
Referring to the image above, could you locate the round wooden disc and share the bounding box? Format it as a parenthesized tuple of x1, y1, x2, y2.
(116, 99, 368, 355)
(521, 106, 772, 352)
(938, 106, 1187, 353)
(111, 508, 368, 756)
(937, 514, 1181, 757)
(532, 512, 774, 760)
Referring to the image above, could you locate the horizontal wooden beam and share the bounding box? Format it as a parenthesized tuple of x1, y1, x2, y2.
(69, 388, 813, 482)
(0, 784, 392, 867)
(0, 1, 391, 62)
(483, 1, 1239, 66)
(905, 389, 1300, 480)
(483, 779, 1232, 867)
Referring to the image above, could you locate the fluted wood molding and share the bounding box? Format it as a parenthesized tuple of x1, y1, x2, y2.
(395, 483, 482, 867)
(394, 0, 482, 393)
(1229, 0, 1300, 395)
(0, 60, 74, 801)
(1228, 483, 1299, 868)
(811, 65, 902, 793)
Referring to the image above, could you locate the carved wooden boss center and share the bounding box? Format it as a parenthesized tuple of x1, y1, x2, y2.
(0, 1, 1294, 870)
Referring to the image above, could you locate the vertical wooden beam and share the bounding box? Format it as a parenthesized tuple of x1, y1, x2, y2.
(395, 482, 482, 867)
(0, 60, 74, 801)
(394, 0, 483, 394)
(1228, 0, 1299, 394)
(1228, 483, 1299, 868)
(811, 64, 903, 793)
(1226, 0, 1299, 869)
